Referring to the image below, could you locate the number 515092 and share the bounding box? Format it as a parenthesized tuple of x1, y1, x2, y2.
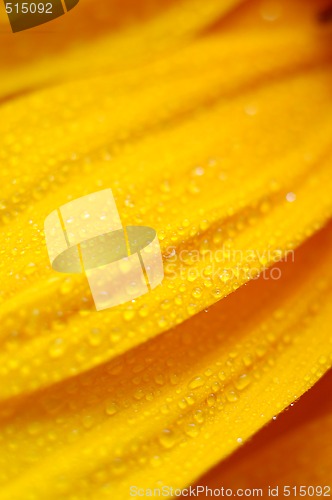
(5, 3, 53, 14)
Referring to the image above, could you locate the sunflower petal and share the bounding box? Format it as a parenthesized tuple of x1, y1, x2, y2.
(0, 0, 243, 99)
(0, 222, 331, 498)
(196, 369, 332, 494)
(0, 4, 332, 398)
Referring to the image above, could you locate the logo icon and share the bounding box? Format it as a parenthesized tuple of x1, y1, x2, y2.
(4, 0, 79, 33)
(44, 189, 164, 311)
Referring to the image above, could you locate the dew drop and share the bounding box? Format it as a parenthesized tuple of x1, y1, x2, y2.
(193, 166, 204, 176)
(112, 457, 126, 476)
(138, 305, 149, 318)
(188, 376, 205, 389)
(134, 389, 145, 400)
(225, 389, 239, 403)
(187, 270, 198, 283)
(192, 287, 202, 299)
(158, 429, 177, 449)
(60, 279, 73, 295)
(123, 310, 135, 322)
(48, 338, 64, 359)
(211, 288, 222, 299)
(170, 374, 179, 385)
(158, 317, 168, 328)
(105, 402, 119, 416)
(207, 393, 216, 407)
(194, 410, 205, 424)
(234, 373, 251, 391)
(185, 423, 200, 438)
(218, 371, 226, 382)
(319, 355, 327, 365)
(185, 394, 196, 406)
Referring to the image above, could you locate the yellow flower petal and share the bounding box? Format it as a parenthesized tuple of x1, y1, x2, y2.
(0, 0, 331, 497)
(197, 368, 332, 494)
(0, 222, 331, 497)
(0, 0, 242, 98)
(0, 17, 332, 398)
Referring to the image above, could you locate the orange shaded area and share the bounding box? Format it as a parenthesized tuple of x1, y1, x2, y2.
(195, 369, 332, 497)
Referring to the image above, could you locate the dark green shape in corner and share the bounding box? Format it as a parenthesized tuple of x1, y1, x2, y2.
(5, 0, 79, 33)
